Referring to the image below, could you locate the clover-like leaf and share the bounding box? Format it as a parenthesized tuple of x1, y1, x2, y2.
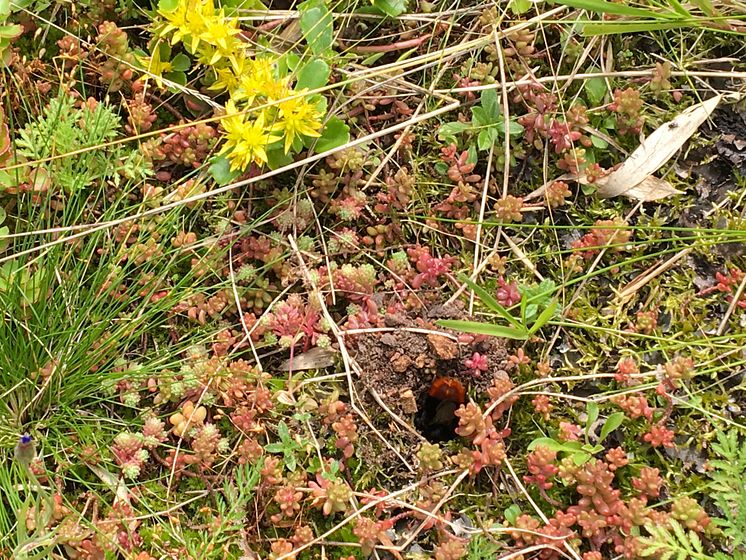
(300, 4, 333, 55)
(370, 0, 407, 17)
(315, 117, 349, 153)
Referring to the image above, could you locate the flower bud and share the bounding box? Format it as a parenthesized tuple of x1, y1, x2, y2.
(14, 434, 36, 468)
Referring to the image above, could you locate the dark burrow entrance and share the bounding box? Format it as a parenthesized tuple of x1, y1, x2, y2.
(415, 376, 466, 442)
(352, 304, 511, 445)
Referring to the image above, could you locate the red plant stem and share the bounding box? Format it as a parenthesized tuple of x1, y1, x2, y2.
(152, 449, 198, 478)
(539, 487, 562, 507)
(241, 18, 288, 42)
(256, 18, 288, 33)
(348, 33, 434, 54)
(143, 92, 184, 121)
(368, 112, 396, 122)
(346, 106, 366, 119)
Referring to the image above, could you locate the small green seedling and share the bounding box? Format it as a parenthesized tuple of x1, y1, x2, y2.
(529, 403, 626, 466)
(438, 89, 524, 153)
(437, 275, 559, 340)
(264, 420, 306, 472)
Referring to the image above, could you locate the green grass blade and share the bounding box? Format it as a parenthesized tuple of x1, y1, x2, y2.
(457, 274, 523, 329)
(556, 0, 680, 19)
(436, 319, 528, 340)
(663, 0, 693, 18)
(690, 0, 715, 15)
(581, 20, 695, 34)
(528, 298, 559, 336)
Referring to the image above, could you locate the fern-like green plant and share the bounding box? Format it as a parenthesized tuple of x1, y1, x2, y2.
(12, 95, 147, 193)
(641, 429, 746, 560)
(641, 518, 745, 560)
(466, 534, 501, 560)
(708, 430, 746, 550)
(641, 520, 711, 560)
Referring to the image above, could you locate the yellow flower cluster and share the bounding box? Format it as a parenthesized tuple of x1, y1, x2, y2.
(220, 101, 280, 171)
(155, 0, 324, 170)
(157, 0, 243, 71)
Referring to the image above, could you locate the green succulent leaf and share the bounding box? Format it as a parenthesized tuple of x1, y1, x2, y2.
(209, 156, 241, 185)
(299, 4, 334, 55)
(528, 437, 590, 460)
(477, 127, 499, 151)
(315, 117, 350, 152)
(480, 88, 500, 121)
(158, 0, 180, 11)
(296, 59, 330, 91)
(438, 122, 471, 144)
(572, 452, 593, 466)
(170, 53, 191, 72)
(267, 147, 294, 170)
(370, 0, 407, 17)
(508, 0, 532, 14)
(503, 504, 522, 525)
(599, 412, 626, 442)
(584, 68, 608, 106)
(0, 23, 22, 40)
(586, 402, 599, 437)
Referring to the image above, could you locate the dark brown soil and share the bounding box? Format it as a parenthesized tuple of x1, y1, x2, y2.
(682, 105, 746, 216)
(350, 303, 511, 445)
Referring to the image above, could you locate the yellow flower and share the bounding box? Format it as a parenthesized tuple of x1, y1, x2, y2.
(157, 0, 246, 67)
(208, 54, 248, 93)
(232, 57, 279, 105)
(195, 42, 244, 75)
(250, 57, 275, 82)
(197, 10, 245, 70)
(157, 0, 212, 51)
(135, 43, 173, 89)
(276, 94, 323, 153)
(263, 76, 291, 102)
(198, 9, 241, 53)
(219, 102, 281, 170)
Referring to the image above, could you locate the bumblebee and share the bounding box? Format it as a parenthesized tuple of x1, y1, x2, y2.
(416, 377, 466, 442)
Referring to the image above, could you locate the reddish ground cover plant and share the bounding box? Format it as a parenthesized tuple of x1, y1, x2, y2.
(1, 1, 744, 559)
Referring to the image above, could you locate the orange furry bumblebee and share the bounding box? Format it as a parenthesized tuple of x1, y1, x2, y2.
(416, 377, 466, 442)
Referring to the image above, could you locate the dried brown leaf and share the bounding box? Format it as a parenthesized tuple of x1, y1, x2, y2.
(279, 346, 337, 372)
(595, 94, 724, 200)
(609, 175, 682, 201)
